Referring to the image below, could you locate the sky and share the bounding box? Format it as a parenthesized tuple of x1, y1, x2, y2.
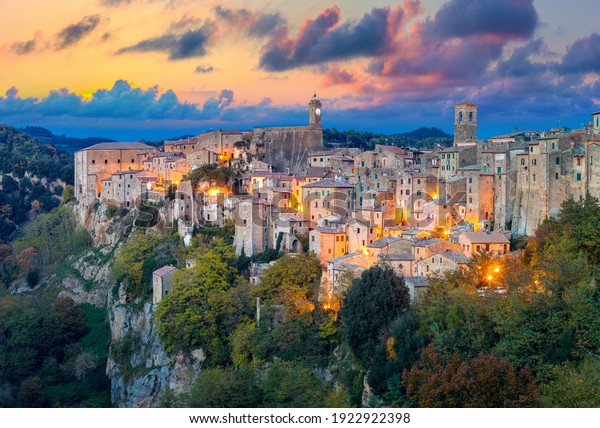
(1, 0, 599, 141)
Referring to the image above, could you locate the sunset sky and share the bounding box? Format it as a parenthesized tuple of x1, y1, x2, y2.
(1, 0, 599, 140)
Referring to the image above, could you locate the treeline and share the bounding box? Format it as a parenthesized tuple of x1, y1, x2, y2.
(323, 127, 453, 151)
(125, 195, 600, 407)
(19, 126, 114, 153)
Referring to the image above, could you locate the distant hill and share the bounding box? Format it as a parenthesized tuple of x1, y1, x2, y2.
(19, 126, 115, 153)
(0, 125, 72, 242)
(324, 127, 453, 150)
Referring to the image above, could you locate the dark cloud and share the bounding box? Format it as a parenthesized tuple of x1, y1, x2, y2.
(496, 39, 547, 78)
(259, 6, 398, 71)
(116, 24, 213, 60)
(11, 39, 37, 55)
(101, 32, 111, 42)
(556, 33, 600, 75)
(55, 15, 101, 49)
(195, 64, 214, 74)
(213, 6, 284, 37)
(427, 0, 538, 40)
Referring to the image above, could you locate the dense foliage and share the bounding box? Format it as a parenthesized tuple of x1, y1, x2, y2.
(155, 238, 252, 365)
(323, 127, 453, 150)
(0, 295, 111, 407)
(1, 208, 91, 287)
(113, 231, 179, 301)
(0, 125, 73, 183)
(0, 126, 74, 243)
(184, 165, 235, 188)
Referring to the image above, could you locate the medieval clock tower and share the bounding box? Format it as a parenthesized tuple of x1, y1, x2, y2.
(308, 93, 322, 128)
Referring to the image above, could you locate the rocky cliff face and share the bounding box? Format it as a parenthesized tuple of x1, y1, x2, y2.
(106, 291, 204, 407)
(63, 201, 203, 407)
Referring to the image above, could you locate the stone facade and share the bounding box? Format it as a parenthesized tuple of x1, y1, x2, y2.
(74, 142, 155, 207)
(454, 101, 478, 145)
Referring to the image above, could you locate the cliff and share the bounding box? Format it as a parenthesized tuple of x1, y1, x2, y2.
(61, 201, 202, 407)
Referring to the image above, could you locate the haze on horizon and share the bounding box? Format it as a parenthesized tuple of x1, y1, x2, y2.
(1, 0, 599, 141)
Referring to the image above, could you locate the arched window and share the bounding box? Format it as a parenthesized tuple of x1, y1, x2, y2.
(458, 111, 463, 123)
(469, 112, 473, 122)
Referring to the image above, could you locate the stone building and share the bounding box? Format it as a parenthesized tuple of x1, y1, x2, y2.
(233, 197, 273, 256)
(302, 178, 355, 227)
(458, 231, 510, 257)
(454, 101, 478, 145)
(511, 131, 600, 236)
(416, 251, 470, 277)
(152, 265, 179, 304)
(74, 142, 155, 207)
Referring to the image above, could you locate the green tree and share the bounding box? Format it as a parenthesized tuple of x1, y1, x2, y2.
(112, 232, 161, 299)
(61, 185, 75, 204)
(542, 356, 600, 407)
(340, 266, 410, 367)
(256, 253, 322, 316)
(156, 240, 252, 365)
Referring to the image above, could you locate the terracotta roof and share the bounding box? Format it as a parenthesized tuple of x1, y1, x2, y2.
(153, 266, 177, 277)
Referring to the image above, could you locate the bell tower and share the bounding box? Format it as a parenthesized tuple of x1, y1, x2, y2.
(308, 93, 322, 128)
(454, 101, 478, 146)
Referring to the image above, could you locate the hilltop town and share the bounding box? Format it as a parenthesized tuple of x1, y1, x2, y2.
(73, 94, 600, 300)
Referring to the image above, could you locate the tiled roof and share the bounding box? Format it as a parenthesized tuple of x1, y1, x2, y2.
(379, 253, 415, 261)
(82, 142, 154, 151)
(302, 178, 354, 188)
(413, 238, 443, 247)
(368, 236, 401, 248)
(438, 251, 470, 264)
(460, 231, 510, 244)
(153, 266, 177, 277)
(405, 276, 430, 287)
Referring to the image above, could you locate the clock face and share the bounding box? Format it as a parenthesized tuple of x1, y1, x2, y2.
(315, 108, 321, 116)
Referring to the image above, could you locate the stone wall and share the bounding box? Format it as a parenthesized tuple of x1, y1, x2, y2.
(254, 126, 323, 173)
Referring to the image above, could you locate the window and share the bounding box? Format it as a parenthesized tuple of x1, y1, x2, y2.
(521, 158, 525, 166)
(577, 158, 581, 166)
(105, 159, 108, 164)
(497, 167, 502, 174)
(555, 172, 559, 180)
(533, 174, 536, 182)
(576, 173, 582, 181)
(556, 156, 560, 165)
(91, 159, 96, 164)
(117, 159, 121, 163)
(458, 111, 463, 123)
(469, 111, 473, 122)
(131, 159, 135, 163)
(532, 159, 537, 165)
(469, 177, 473, 184)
